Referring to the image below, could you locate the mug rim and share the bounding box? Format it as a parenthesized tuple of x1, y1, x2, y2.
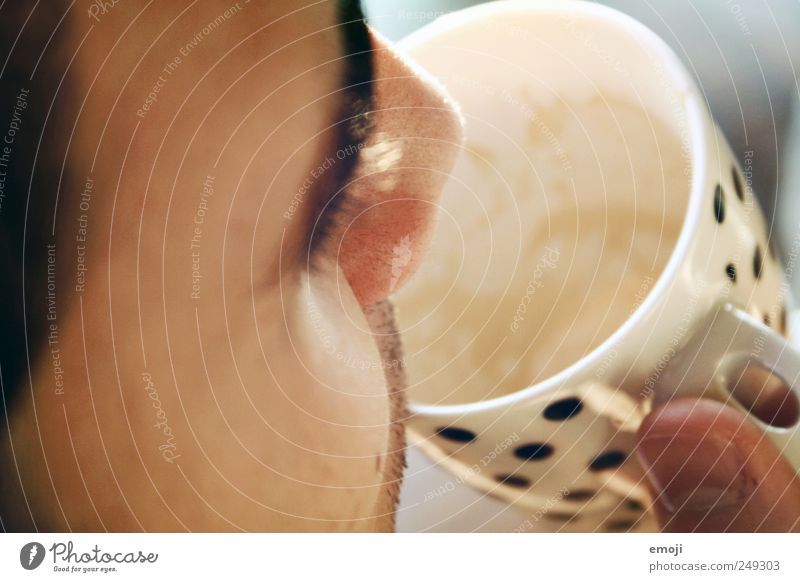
(399, 0, 709, 416)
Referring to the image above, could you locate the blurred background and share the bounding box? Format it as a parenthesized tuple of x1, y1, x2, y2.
(361, 0, 800, 531)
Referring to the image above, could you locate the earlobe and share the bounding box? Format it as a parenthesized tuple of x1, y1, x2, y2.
(330, 29, 463, 306)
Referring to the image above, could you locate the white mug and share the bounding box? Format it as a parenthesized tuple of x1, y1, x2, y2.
(392, 0, 800, 532)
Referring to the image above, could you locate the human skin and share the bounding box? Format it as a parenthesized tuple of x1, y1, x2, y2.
(1, 0, 798, 534)
(637, 399, 800, 532)
(0, 0, 461, 532)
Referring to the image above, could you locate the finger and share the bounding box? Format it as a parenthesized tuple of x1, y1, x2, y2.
(636, 398, 800, 532)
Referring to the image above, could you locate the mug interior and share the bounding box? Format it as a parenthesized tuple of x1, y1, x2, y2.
(394, 3, 694, 406)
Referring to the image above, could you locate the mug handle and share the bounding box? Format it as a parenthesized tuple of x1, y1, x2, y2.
(654, 302, 800, 468)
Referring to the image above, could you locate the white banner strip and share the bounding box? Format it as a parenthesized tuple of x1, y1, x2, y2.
(1, 533, 798, 581)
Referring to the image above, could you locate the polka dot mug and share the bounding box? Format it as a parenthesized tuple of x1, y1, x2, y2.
(392, 0, 800, 532)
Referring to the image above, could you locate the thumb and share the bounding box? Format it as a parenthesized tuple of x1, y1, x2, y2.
(636, 398, 800, 532)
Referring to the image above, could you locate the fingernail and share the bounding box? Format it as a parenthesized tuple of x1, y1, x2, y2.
(637, 432, 751, 515)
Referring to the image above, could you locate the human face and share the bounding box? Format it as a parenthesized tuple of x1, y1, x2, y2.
(0, 0, 461, 531)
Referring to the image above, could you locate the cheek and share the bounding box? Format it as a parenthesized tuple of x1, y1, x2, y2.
(285, 265, 393, 457)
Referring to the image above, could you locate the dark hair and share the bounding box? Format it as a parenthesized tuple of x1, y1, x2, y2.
(0, 2, 73, 417)
(309, 0, 375, 250)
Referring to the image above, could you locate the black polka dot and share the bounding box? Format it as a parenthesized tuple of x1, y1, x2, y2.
(544, 397, 583, 421)
(625, 499, 644, 512)
(764, 313, 772, 327)
(732, 167, 744, 201)
(495, 473, 531, 488)
(589, 450, 626, 471)
(563, 489, 595, 501)
(725, 263, 737, 283)
(606, 518, 638, 532)
(753, 246, 763, 280)
(514, 442, 554, 461)
(436, 426, 476, 443)
(713, 184, 725, 223)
